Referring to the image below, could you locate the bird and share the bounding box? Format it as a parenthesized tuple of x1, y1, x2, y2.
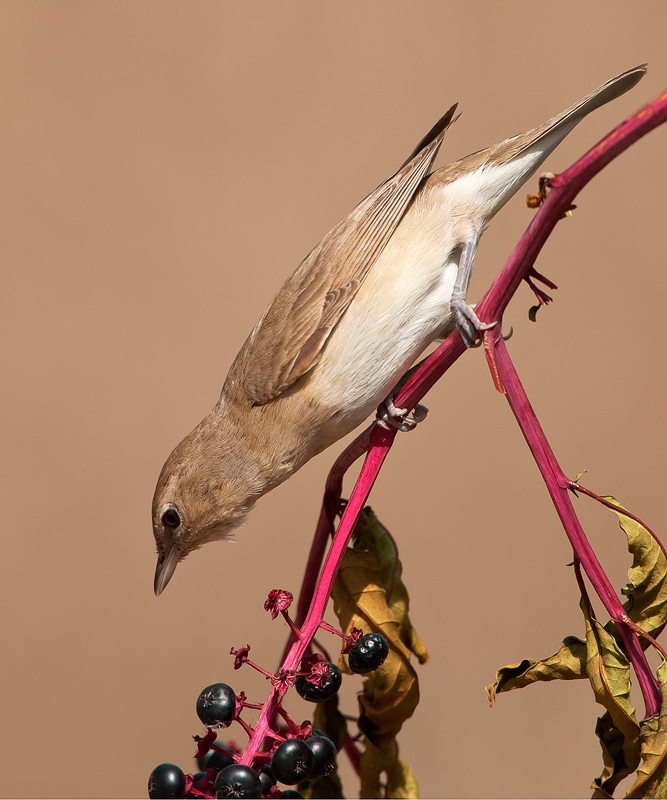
(152, 65, 647, 595)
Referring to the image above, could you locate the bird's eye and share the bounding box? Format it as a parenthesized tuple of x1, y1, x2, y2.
(161, 507, 181, 528)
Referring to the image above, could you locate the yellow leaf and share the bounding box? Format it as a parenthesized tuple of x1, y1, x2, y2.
(360, 737, 420, 799)
(625, 661, 667, 799)
(331, 508, 427, 796)
(304, 695, 346, 799)
(605, 498, 667, 642)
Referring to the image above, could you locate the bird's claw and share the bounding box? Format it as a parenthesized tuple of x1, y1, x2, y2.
(376, 397, 429, 432)
(451, 298, 496, 348)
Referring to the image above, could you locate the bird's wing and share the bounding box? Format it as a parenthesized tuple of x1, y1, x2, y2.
(225, 104, 458, 406)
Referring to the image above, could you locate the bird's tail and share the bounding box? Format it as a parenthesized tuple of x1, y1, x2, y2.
(513, 63, 648, 155)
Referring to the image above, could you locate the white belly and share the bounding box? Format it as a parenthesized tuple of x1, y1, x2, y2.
(307, 151, 549, 431)
(308, 189, 464, 428)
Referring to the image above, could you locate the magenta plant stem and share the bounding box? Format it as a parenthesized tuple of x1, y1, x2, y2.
(293, 429, 373, 632)
(239, 87, 667, 766)
(571, 482, 667, 559)
(240, 428, 395, 766)
(491, 333, 660, 716)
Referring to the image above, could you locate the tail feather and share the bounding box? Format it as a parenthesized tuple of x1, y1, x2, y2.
(433, 64, 648, 185)
(518, 63, 648, 150)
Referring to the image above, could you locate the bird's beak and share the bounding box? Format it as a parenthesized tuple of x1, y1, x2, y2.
(154, 544, 181, 596)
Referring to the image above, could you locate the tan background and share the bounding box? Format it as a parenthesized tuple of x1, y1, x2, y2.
(2, 2, 666, 798)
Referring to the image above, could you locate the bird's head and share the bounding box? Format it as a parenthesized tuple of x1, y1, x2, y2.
(151, 408, 264, 595)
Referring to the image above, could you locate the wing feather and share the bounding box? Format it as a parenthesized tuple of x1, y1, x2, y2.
(225, 104, 458, 405)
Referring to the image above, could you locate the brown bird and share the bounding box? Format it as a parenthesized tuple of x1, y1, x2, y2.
(153, 65, 646, 595)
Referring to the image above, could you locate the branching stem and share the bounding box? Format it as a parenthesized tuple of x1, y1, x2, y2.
(238, 85, 667, 765)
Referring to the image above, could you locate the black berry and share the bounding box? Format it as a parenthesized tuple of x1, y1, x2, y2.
(306, 733, 337, 778)
(348, 632, 389, 673)
(280, 792, 305, 798)
(197, 747, 235, 772)
(294, 663, 342, 702)
(258, 764, 276, 795)
(148, 763, 186, 799)
(196, 683, 236, 729)
(213, 764, 261, 799)
(270, 739, 314, 785)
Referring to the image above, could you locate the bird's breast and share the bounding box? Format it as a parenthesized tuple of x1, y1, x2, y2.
(303, 188, 467, 436)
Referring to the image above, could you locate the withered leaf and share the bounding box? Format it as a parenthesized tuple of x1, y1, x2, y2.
(487, 594, 640, 797)
(485, 493, 667, 795)
(332, 507, 428, 746)
(360, 737, 419, 799)
(303, 694, 346, 800)
(331, 507, 425, 797)
(486, 636, 586, 705)
(582, 598, 641, 795)
(592, 712, 632, 798)
(625, 661, 667, 799)
(605, 498, 667, 643)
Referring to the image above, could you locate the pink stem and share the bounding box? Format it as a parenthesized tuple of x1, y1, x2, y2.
(292, 428, 373, 634)
(318, 620, 347, 640)
(280, 610, 303, 641)
(491, 334, 660, 716)
(239, 86, 667, 765)
(571, 483, 667, 559)
(239, 427, 396, 765)
(343, 733, 362, 776)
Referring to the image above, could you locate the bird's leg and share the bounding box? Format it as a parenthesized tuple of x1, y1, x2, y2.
(376, 360, 429, 432)
(451, 238, 496, 348)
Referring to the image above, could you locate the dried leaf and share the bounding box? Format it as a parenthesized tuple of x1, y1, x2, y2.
(341, 508, 429, 665)
(486, 636, 587, 704)
(486, 598, 640, 795)
(605, 498, 667, 642)
(332, 508, 427, 745)
(592, 712, 631, 798)
(331, 508, 425, 796)
(582, 597, 641, 795)
(304, 694, 346, 800)
(360, 737, 419, 799)
(625, 661, 667, 799)
(485, 496, 667, 796)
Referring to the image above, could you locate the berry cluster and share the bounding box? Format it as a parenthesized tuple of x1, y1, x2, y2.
(148, 589, 389, 798)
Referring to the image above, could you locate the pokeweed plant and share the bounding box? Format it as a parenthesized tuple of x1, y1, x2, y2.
(147, 85, 667, 799)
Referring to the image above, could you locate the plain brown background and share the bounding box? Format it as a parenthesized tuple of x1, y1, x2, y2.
(2, 3, 666, 798)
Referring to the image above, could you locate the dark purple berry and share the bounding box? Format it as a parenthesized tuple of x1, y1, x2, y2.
(348, 632, 389, 673)
(197, 747, 235, 772)
(148, 763, 186, 799)
(213, 764, 261, 798)
(294, 663, 342, 702)
(196, 683, 236, 729)
(270, 739, 314, 785)
(258, 764, 276, 795)
(306, 734, 337, 778)
(280, 792, 305, 798)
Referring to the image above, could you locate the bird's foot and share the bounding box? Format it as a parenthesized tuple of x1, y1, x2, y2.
(376, 397, 429, 432)
(451, 297, 496, 348)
